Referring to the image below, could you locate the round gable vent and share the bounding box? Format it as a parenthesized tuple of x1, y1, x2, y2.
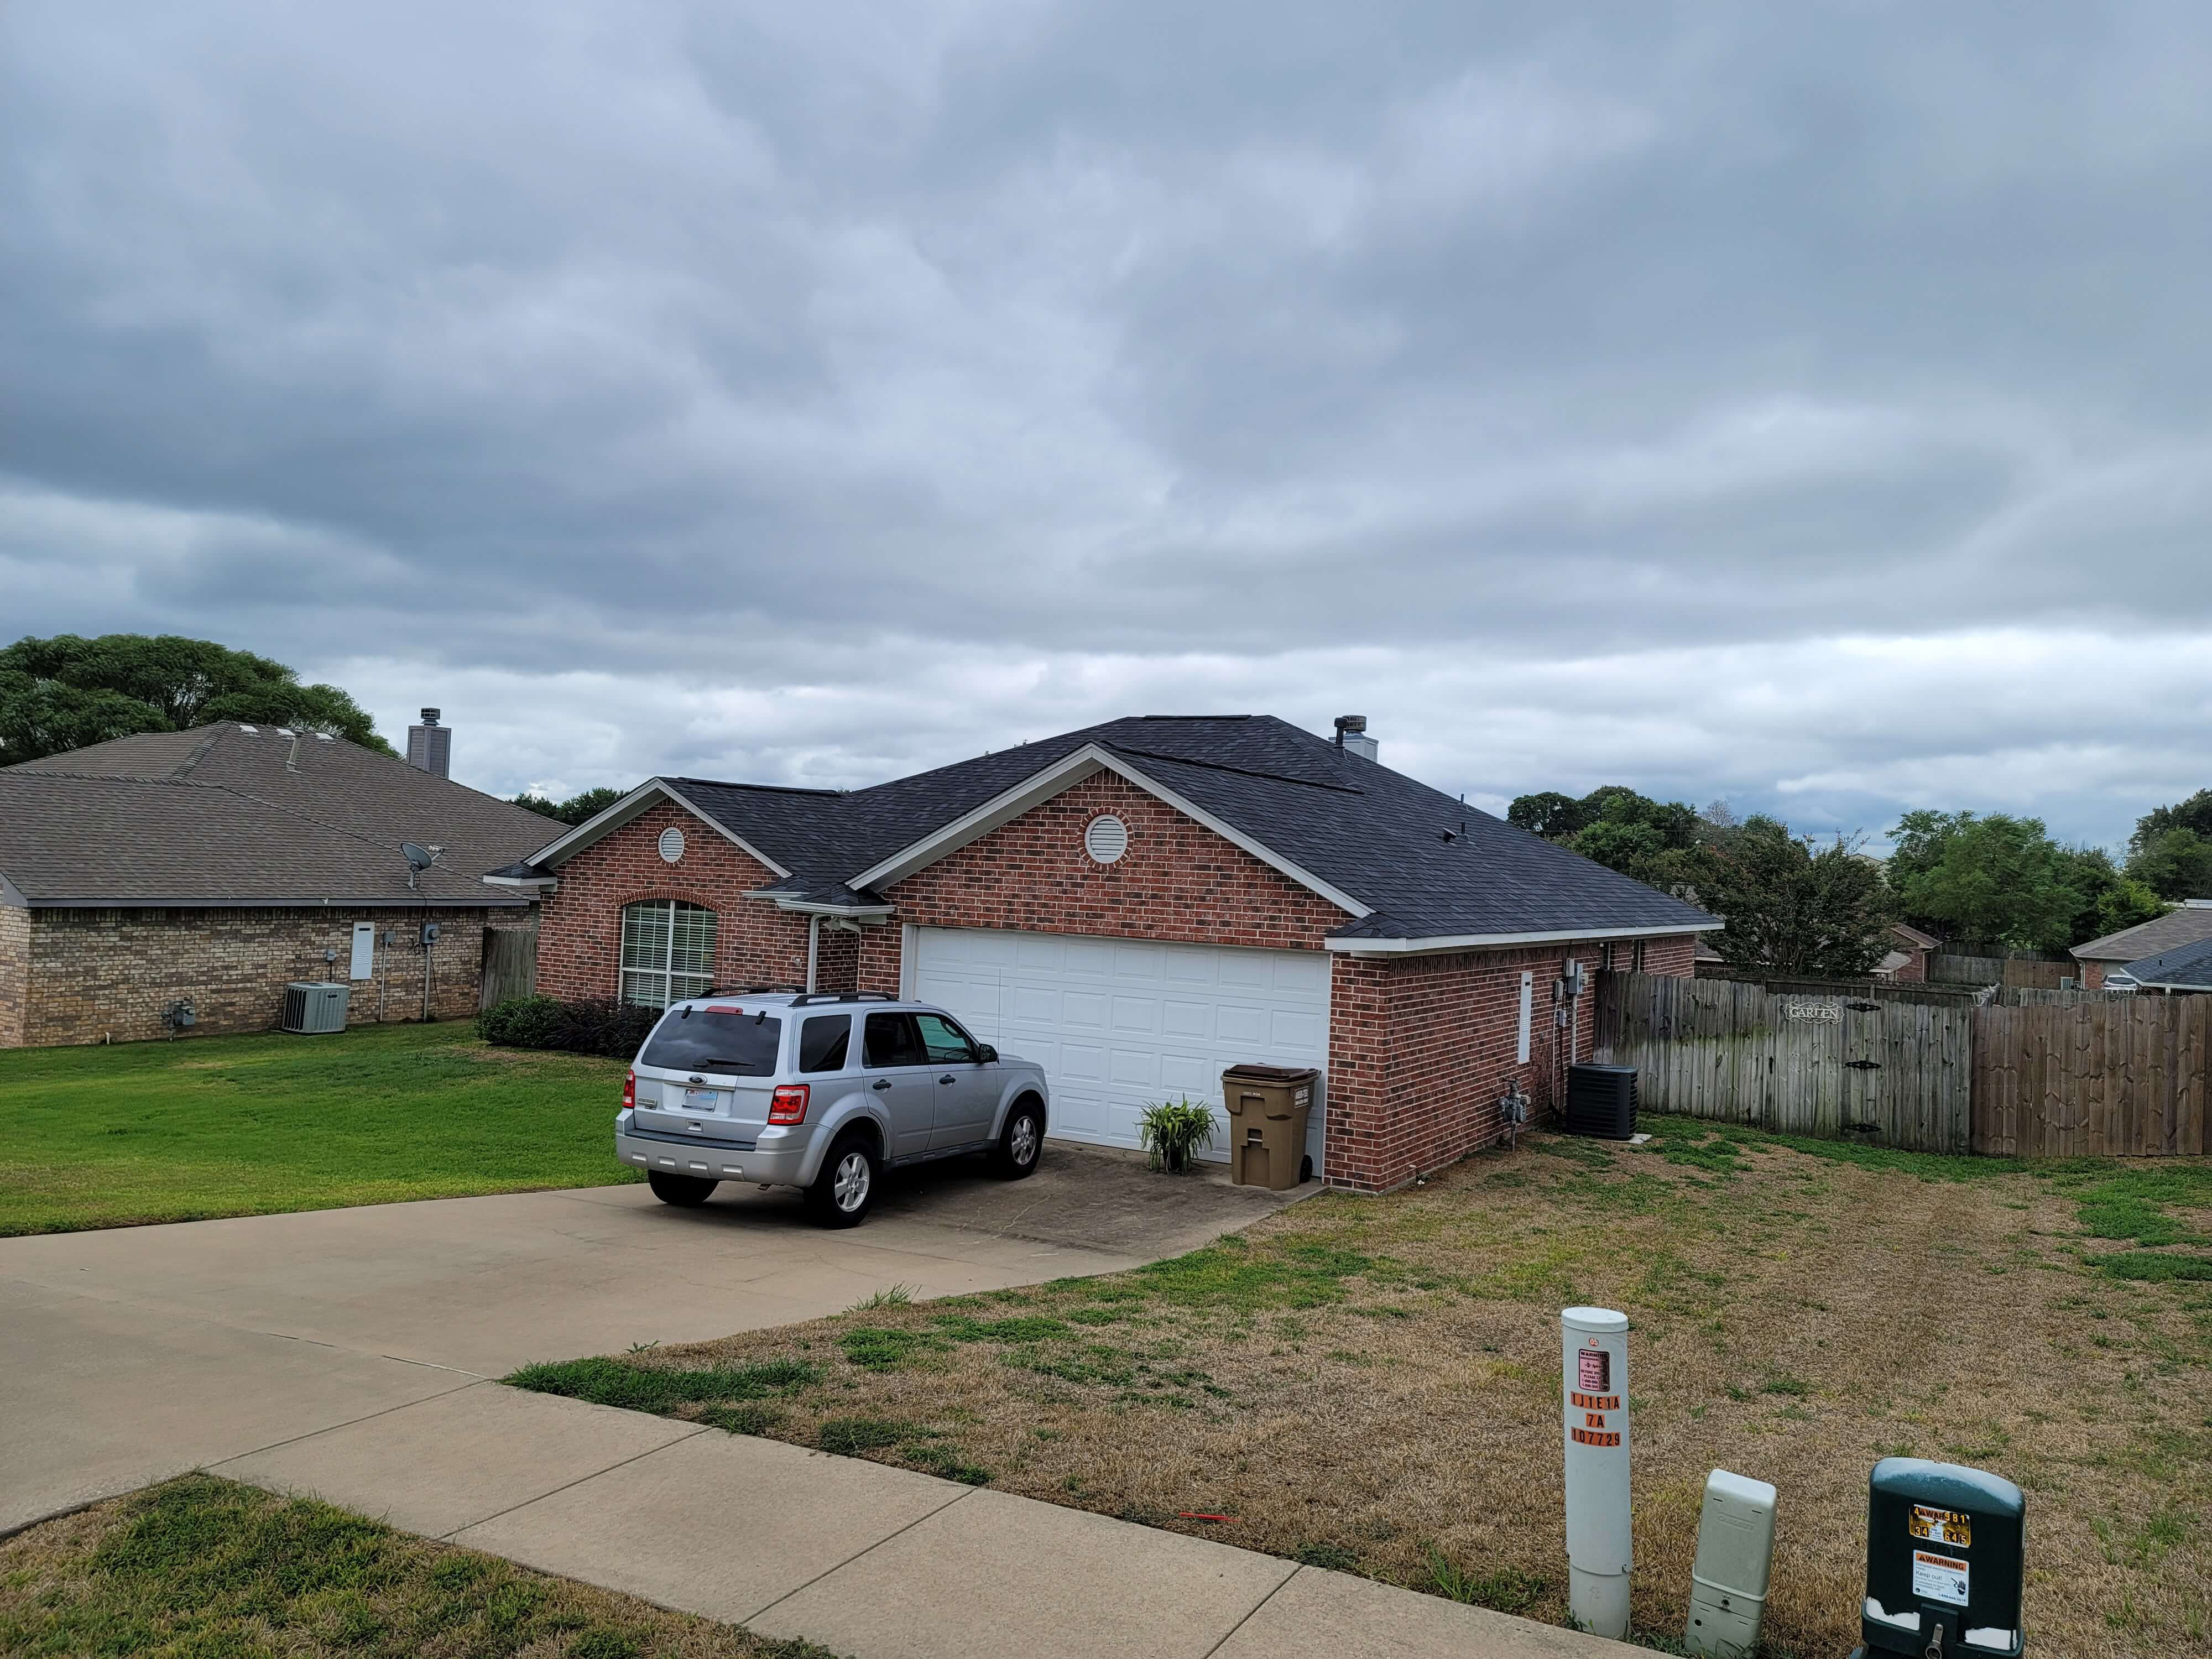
(657, 826, 686, 864)
(1084, 814, 1129, 865)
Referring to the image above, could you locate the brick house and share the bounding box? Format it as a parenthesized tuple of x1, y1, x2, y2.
(1874, 922, 1941, 983)
(1, 723, 554, 1046)
(510, 716, 1714, 1193)
(2072, 901, 2212, 990)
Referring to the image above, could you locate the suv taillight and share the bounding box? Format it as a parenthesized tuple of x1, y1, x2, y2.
(622, 1069, 636, 1110)
(768, 1083, 810, 1125)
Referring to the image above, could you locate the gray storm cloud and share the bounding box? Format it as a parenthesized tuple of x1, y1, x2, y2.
(3, 0, 2208, 843)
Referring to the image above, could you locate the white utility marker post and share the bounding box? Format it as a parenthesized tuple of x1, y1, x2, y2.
(1683, 1469, 1776, 1658)
(1561, 1306, 1632, 1640)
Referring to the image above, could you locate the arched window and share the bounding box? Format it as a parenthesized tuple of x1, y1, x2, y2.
(619, 900, 717, 1008)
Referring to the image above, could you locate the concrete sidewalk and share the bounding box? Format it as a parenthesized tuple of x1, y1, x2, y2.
(210, 1380, 1630, 1659)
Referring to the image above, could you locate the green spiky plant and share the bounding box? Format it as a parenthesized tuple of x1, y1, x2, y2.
(1138, 1097, 1217, 1173)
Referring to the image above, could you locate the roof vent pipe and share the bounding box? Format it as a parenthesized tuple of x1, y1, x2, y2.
(1333, 714, 1378, 762)
(406, 708, 452, 778)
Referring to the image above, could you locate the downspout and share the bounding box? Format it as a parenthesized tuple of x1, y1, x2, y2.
(806, 914, 821, 993)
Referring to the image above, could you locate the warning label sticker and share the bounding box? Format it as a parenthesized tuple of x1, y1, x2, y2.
(1912, 1550, 1970, 1608)
(1577, 1349, 1610, 1391)
(1910, 1505, 1972, 1547)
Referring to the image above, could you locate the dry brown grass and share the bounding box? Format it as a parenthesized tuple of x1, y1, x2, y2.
(0, 1475, 839, 1658)
(525, 1121, 2212, 1657)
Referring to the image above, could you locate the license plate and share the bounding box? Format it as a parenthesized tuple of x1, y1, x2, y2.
(681, 1088, 721, 1112)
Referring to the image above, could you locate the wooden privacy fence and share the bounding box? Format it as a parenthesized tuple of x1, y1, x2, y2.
(1596, 973, 1974, 1153)
(1929, 953, 2072, 993)
(1971, 995, 2210, 1157)
(1597, 973, 2212, 1159)
(479, 924, 539, 1011)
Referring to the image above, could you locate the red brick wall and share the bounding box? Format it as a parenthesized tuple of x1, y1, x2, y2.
(815, 925, 860, 995)
(854, 769, 1353, 991)
(535, 800, 818, 1000)
(2080, 959, 2105, 990)
(13, 904, 519, 1047)
(1324, 935, 1697, 1193)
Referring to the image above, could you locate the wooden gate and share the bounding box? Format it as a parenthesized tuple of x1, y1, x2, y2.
(479, 924, 539, 1011)
(1595, 972, 1974, 1152)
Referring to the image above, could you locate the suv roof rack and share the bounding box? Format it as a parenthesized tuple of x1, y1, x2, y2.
(703, 983, 805, 997)
(787, 990, 900, 1006)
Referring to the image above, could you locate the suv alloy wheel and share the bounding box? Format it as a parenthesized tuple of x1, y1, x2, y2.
(808, 1130, 879, 1228)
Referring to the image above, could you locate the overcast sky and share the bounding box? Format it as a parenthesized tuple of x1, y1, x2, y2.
(6, 2, 2208, 849)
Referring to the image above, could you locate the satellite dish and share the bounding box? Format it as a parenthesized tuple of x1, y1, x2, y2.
(401, 842, 436, 871)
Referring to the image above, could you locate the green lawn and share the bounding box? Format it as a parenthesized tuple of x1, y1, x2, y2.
(0, 1022, 638, 1237)
(0, 1475, 834, 1659)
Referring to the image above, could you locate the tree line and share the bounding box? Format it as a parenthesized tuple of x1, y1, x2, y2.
(1507, 784, 2209, 978)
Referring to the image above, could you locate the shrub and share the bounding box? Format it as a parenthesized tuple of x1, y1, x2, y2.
(1138, 1097, 1217, 1173)
(478, 995, 659, 1058)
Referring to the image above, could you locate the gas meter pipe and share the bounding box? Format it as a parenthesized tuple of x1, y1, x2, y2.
(1562, 1306, 1633, 1640)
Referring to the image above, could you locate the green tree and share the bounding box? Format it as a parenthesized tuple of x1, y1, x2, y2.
(1509, 784, 1714, 889)
(1506, 790, 1591, 840)
(1697, 818, 1895, 977)
(2131, 789, 2212, 852)
(2057, 846, 2168, 941)
(2127, 828, 2212, 902)
(0, 634, 391, 763)
(1887, 810, 2082, 951)
(512, 785, 626, 826)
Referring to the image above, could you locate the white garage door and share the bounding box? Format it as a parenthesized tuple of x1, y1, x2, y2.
(909, 927, 1331, 1176)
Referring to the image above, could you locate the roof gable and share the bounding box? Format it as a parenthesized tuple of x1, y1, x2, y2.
(846, 741, 1371, 917)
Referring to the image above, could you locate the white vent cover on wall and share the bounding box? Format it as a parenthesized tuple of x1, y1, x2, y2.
(1084, 814, 1129, 864)
(658, 826, 686, 863)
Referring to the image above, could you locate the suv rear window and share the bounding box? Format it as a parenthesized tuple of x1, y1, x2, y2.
(797, 1015, 852, 1073)
(639, 1006, 784, 1075)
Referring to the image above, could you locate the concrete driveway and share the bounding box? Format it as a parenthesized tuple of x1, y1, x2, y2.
(1, 1144, 1307, 1534)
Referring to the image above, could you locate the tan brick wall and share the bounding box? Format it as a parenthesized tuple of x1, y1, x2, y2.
(0, 906, 28, 1048)
(15, 904, 524, 1048)
(534, 801, 826, 1001)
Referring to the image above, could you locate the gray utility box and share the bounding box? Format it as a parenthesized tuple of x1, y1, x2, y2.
(1859, 1458, 2024, 1657)
(281, 981, 351, 1035)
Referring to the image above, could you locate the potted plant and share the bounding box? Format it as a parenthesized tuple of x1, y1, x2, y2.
(1138, 1097, 1217, 1173)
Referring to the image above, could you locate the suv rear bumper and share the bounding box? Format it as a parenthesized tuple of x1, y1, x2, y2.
(617, 1125, 813, 1187)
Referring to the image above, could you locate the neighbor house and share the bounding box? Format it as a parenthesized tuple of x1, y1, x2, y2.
(505, 714, 1717, 1193)
(2071, 900, 2212, 990)
(0, 717, 554, 1047)
(2119, 937, 2212, 995)
(1874, 922, 1942, 983)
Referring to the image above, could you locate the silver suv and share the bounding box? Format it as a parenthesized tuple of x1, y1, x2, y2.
(615, 989, 1049, 1227)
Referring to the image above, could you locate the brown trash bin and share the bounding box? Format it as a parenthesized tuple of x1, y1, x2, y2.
(1222, 1064, 1318, 1190)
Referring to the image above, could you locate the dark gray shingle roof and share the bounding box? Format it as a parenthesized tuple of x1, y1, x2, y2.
(2122, 937, 2212, 990)
(619, 715, 1714, 943)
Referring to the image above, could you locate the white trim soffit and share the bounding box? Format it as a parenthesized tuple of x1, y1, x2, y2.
(846, 742, 1373, 919)
(482, 873, 559, 891)
(1326, 922, 1711, 957)
(739, 889, 895, 920)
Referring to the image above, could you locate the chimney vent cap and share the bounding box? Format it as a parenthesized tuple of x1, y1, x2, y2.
(420, 707, 441, 726)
